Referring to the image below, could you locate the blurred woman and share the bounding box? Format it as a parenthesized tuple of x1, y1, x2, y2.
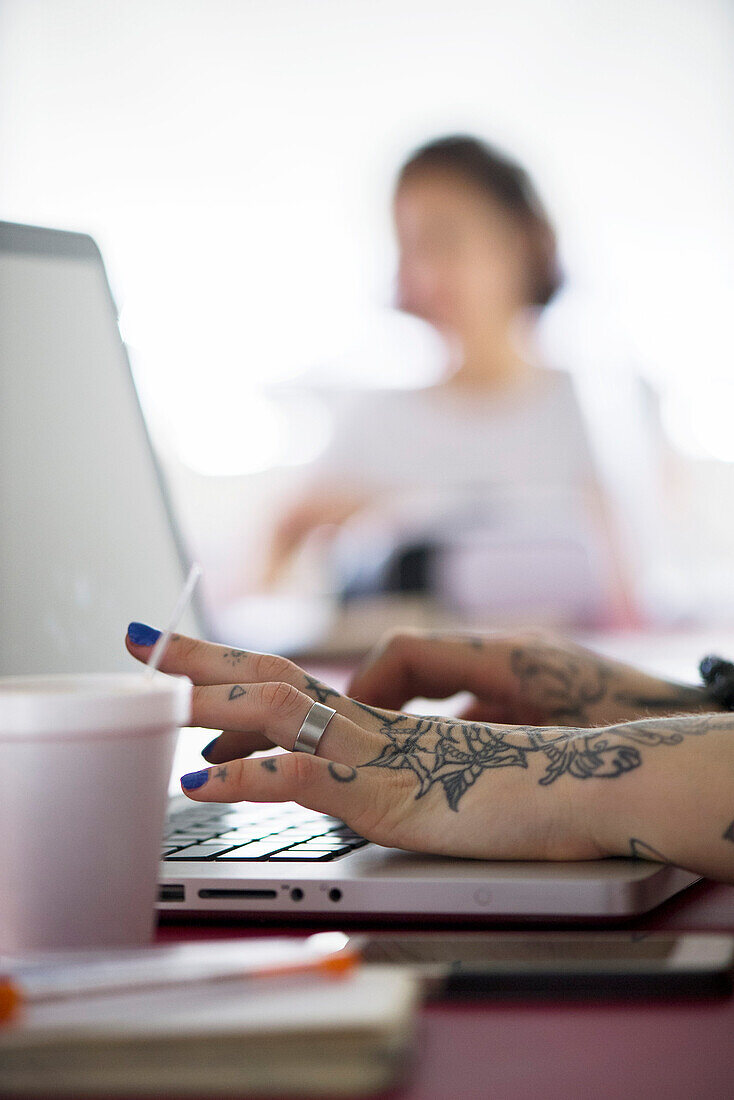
(262, 135, 631, 627)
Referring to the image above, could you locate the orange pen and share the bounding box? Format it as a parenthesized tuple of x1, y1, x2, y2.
(0, 933, 360, 1024)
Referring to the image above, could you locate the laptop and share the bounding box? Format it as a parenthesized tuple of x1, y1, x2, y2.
(0, 220, 700, 919)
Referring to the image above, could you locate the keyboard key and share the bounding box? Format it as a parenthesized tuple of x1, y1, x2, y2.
(275, 832, 328, 843)
(291, 844, 352, 853)
(216, 840, 294, 860)
(283, 843, 353, 857)
(165, 843, 236, 860)
(290, 840, 352, 849)
(216, 829, 278, 843)
(268, 850, 337, 861)
(285, 826, 333, 836)
(216, 814, 264, 826)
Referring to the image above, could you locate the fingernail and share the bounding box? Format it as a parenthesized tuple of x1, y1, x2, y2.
(127, 622, 161, 647)
(181, 769, 210, 791)
(201, 737, 219, 760)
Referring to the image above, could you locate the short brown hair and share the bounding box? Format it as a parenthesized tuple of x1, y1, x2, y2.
(398, 134, 562, 308)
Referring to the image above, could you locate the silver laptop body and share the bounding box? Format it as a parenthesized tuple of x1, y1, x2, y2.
(0, 220, 699, 920)
(159, 794, 697, 919)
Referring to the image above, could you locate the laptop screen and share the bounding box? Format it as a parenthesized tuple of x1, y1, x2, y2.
(0, 222, 203, 676)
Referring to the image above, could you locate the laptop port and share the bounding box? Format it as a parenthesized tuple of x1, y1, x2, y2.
(198, 889, 278, 900)
(159, 884, 185, 902)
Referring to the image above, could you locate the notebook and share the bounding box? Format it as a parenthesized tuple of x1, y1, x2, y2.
(0, 960, 418, 1096)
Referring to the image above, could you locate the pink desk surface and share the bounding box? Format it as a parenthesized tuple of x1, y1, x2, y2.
(154, 879, 734, 1100)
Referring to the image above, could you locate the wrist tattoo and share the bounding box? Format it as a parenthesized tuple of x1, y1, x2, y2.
(358, 713, 723, 812)
(510, 647, 611, 723)
(510, 644, 712, 724)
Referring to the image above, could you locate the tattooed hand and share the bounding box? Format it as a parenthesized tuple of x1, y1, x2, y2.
(348, 629, 718, 727)
(125, 628, 734, 875)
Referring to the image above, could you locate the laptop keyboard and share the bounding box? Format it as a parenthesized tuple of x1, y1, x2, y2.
(162, 802, 369, 863)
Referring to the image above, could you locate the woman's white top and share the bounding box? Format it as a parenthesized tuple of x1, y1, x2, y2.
(320, 368, 595, 501)
(315, 369, 613, 624)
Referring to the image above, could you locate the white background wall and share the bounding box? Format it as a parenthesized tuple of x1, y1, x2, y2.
(2, 0, 733, 610)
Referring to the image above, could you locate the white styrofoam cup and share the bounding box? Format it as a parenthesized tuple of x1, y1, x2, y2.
(0, 672, 192, 952)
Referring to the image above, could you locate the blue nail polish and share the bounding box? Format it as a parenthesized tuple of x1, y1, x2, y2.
(181, 769, 210, 791)
(201, 737, 219, 760)
(127, 622, 161, 647)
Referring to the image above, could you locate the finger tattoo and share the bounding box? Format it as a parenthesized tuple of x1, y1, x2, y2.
(328, 762, 357, 783)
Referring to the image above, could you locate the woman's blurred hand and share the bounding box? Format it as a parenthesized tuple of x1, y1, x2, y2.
(261, 487, 368, 587)
(348, 629, 715, 727)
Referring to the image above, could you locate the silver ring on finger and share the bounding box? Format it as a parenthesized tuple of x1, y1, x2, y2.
(292, 701, 336, 755)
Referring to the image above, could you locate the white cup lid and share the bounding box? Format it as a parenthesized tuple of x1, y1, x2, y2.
(0, 673, 193, 739)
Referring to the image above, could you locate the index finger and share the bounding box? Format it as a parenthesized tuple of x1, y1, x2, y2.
(125, 624, 354, 716)
(126, 625, 290, 686)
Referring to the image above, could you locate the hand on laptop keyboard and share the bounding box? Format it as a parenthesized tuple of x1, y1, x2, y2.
(126, 625, 734, 882)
